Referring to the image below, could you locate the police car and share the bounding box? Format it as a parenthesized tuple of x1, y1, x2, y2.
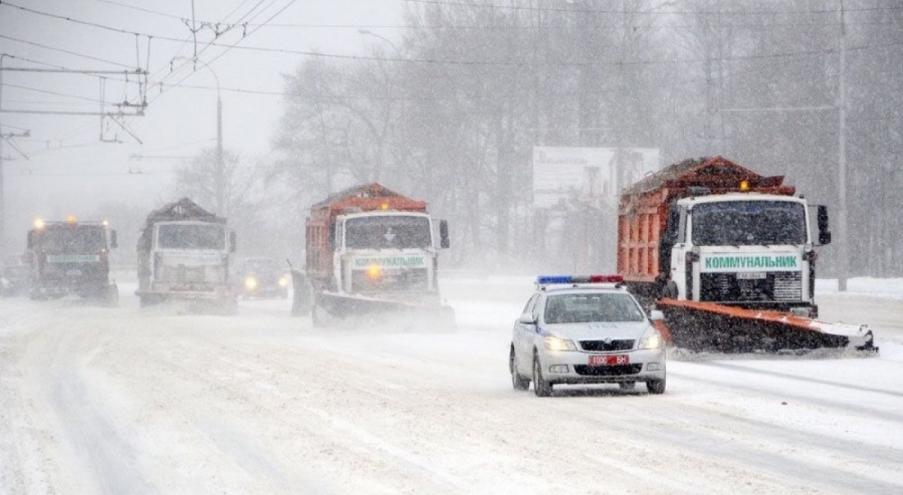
(509, 275, 667, 396)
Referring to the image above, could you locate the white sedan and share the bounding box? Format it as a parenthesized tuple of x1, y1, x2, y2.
(509, 275, 667, 396)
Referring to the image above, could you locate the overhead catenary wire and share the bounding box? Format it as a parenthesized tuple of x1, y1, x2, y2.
(5, 0, 902, 70)
(0, 34, 137, 69)
(402, 0, 903, 16)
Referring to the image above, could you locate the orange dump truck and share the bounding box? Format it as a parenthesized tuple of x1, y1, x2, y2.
(291, 183, 454, 327)
(617, 156, 873, 352)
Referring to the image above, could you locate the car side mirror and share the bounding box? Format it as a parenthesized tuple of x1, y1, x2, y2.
(110, 229, 118, 249)
(439, 220, 450, 249)
(817, 205, 831, 246)
(229, 231, 237, 253)
(518, 313, 536, 325)
(649, 310, 665, 321)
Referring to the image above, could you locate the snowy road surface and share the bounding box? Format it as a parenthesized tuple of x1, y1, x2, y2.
(2, 277, 902, 494)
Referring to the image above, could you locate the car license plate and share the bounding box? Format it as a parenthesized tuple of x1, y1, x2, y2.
(736, 271, 766, 280)
(66, 269, 82, 276)
(589, 354, 629, 366)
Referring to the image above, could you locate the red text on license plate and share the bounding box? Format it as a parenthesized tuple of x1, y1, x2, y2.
(589, 354, 629, 366)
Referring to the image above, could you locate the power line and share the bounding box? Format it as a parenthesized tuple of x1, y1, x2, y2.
(0, 33, 137, 69)
(0, 82, 106, 104)
(9, 0, 900, 69)
(402, 0, 903, 16)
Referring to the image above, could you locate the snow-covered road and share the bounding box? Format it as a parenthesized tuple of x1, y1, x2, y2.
(2, 277, 902, 494)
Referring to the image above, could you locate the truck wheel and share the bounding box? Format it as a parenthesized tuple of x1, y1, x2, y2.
(510, 347, 530, 391)
(104, 284, 119, 307)
(532, 351, 553, 397)
(646, 378, 666, 394)
(311, 301, 325, 327)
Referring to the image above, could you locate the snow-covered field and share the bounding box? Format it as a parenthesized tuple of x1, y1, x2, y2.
(1, 277, 902, 494)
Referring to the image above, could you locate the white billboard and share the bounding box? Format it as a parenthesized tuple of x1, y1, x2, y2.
(532, 146, 660, 208)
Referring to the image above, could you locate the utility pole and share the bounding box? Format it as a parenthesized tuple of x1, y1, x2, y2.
(171, 57, 223, 215)
(836, 0, 849, 291)
(216, 88, 224, 216)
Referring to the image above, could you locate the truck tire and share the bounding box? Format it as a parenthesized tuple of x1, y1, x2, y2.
(104, 284, 119, 307)
(311, 302, 326, 328)
(290, 271, 312, 317)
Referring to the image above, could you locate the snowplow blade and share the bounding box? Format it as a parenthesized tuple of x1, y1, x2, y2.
(314, 291, 456, 330)
(656, 298, 876, 353)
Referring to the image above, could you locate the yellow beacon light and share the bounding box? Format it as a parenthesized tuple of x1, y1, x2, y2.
(739, 179, 750, 192)
(33, 218, 45, 229)
(366, 264, 382, 280)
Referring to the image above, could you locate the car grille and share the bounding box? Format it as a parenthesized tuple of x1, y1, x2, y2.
(574, 364, 644, 376)
(351, 268, 429, 292)
(700, 272, 802, 302)
(579, 339, 635, 351)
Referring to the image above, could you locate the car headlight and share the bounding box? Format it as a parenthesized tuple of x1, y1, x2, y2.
(638, 327, 664, 350)
(244, 276, 258, 290)
(543, 336, 577, 352)
(278, 275, 289, 287)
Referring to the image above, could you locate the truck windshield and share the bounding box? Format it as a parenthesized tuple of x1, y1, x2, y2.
(345, 216, 431, 250)
(692, 201, 807, 246)
(38, 226, 106, 254)
(544, 293, 646, 324)
(157, 224, 225, 250)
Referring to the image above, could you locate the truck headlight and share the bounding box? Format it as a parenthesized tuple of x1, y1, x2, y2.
(278, 275, 289, 287)
(244, 276, 258, 290)
(638, 328, 664, 350)
(543, 336, 577, 352)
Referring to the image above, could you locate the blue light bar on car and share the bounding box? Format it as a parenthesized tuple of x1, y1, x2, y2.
(536, 274, 625, 285)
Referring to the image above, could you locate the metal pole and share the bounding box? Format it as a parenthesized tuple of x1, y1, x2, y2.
(837, 0, 849, 291)
(0, 54, 6, 255)
(216, 90, 224, 215)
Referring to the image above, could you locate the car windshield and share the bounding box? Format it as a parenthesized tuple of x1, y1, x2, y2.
(157, 224, 225, 250)
(345, 215, 431, 249)
(37, 226, 106, 254)
(544, 293, 646, 324)
(692, 200, 807, 246)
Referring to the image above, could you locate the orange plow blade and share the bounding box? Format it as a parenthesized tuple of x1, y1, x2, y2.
(656, 298, 876, 353)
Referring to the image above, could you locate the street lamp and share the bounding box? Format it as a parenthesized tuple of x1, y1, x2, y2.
(171, 57, 225, 216)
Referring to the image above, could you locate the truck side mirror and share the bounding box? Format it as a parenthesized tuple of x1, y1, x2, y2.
(439, 220, 450, 249)
(817, 205, 831, 245)
(229, 231, 237, 253)
(27, 231, 34, 249)
(110, 230, 118, 249)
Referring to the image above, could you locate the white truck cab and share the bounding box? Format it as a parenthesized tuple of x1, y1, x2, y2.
(331, 211, 444, 304)
(665, 193, 830, 317)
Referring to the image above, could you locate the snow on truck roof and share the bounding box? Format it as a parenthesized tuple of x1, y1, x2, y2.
(143, 198, 225, 225)
(621, 156, 787, 196)
(311, 183, 425, 210)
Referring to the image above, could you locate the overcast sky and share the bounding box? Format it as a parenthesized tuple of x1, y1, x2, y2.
(0, 0, 403, 248)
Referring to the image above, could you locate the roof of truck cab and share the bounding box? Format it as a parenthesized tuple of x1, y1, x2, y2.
(678, 192, 807, 207)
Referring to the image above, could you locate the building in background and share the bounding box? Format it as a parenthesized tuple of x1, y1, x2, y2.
(532, 147, 660, 273)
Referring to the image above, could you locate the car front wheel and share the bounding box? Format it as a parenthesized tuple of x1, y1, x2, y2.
(532, 352, 553, 397)
(646, 378, 666, 394)
(510, 347, 530, 391)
